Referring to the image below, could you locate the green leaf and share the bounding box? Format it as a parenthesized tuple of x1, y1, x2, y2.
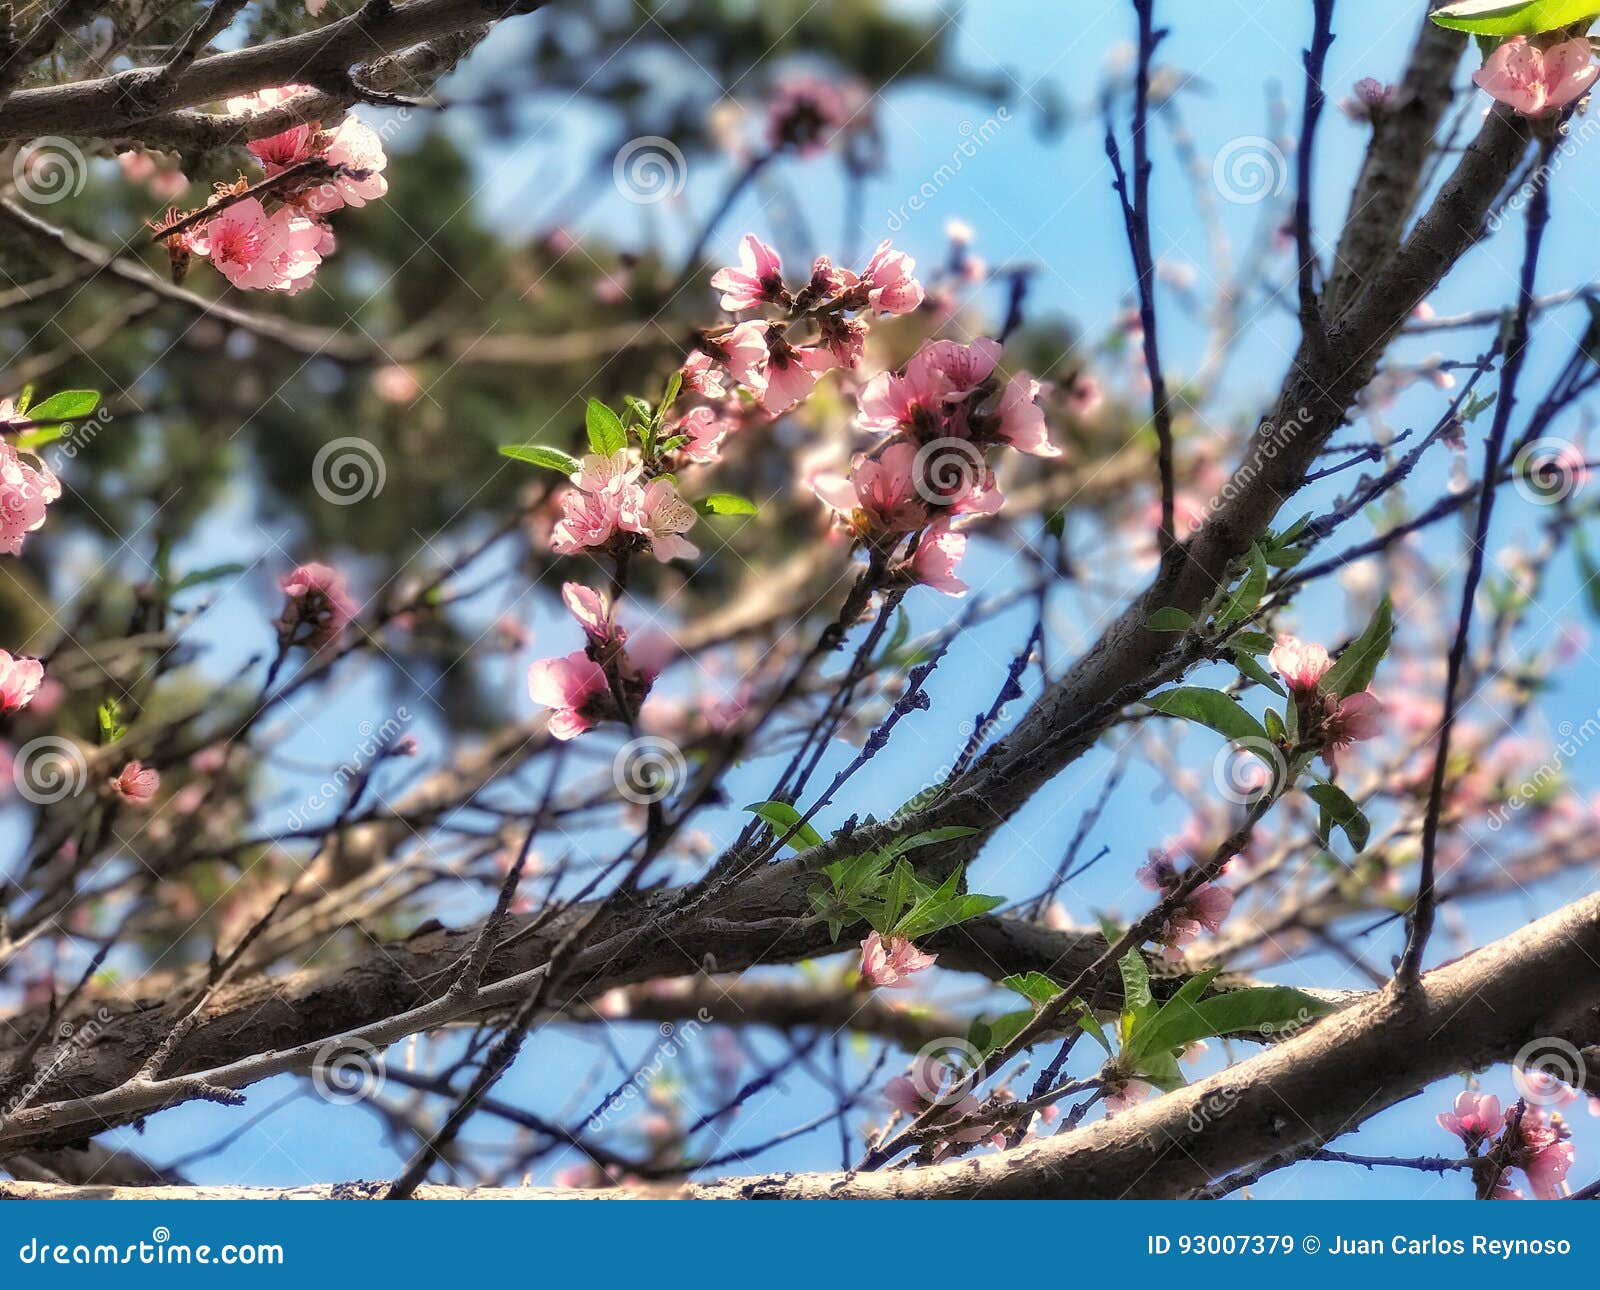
(1232, 649, 1286, 697)
(1144, 606, 1193, 633)
(1118, 948, 1153, 1018)
(659, 370, 683, 421)
(1577, 529, 1600, 620)
(97, 697, 125, 744)
(1075, 1001, 1114, 1055)
(1217, 544, 1269, 629)
(1305, 782, 1371, 851)
(744, 800, 823, 851)
(168, 562, 247, 595)
(1146, 687, 1268, 745)
(1180, 986, 1337, 1042)
(1002, 971, 1064, 1006)
(1431, 0, 1600, 37)
(894, 891, 1003, 940)
(1321, 597, 1393, 698)
(1124, 968, 1222, 1064)
(500, 443, 581, 476)
(972, 1009, 1034, 1055)
(585, 398, 627, 455)
(1264, 706, 1287, 743)
(1133, 1045, 1187, 1091)
(884, 825, 979, 858)
(1232, 630, 1276, 654)
(12, 424, 67, 451)
(694, 492, 759, 517)
(26, 389, 99, 423)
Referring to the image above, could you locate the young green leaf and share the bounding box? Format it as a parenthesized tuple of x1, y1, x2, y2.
(499, 443, 581, 476)
(1144, 606, 1194, 633)
(1180, 986, 1337, 1041)
(744, 800, 824, 851)
(1123, 967, 1222, 1065)
(1002, 971, 1065, 1006)
(1321, 597, 1393, 697)
(1232, 649, 1286, 696)
(971, 1009, 1034, 1055)
(1075, 1002, 1114, 1055)
(693, 492, 759, 517)
(1431, 1, 1600, 37)
(1118, 947, 1153, 1018)
(26, 389, 100, 423)
(1217, 544, 1269, 629)
(1305, 781, 1371, 851)
(1146, 687, 1269, 744)
(585, 398, 627, 455)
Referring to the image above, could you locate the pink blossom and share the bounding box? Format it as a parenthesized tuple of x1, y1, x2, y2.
(1474, 36, 1597, 118)
(1064, 373, 1103, 420)
(1136, 850, 1234, 961)
(1437, 1090, 1502, 1148)
(674, 406, 731, 465)
(680, 350, 727, 399)
(277, 561, 357, 648)
(246, 120, 319, 171)
(561, 582, 621, 648)
(225, 84, 315, 119)
(1322, 690, 1383, 773)
(765, 76, 849, 157)
(194, 198, 323, 292)
(813, 442, 927, 536)
(859, 930, 937, 988)
(993, 372, 1058, 456)
(858, 240, 924, 315)
(1103, 1078, 1152, 1117)
(857, 338, 1001, 434)
(302, 116, 389, 213)
(1268, 634, 1332, 691)
(1510, 1108, 1575, 1200)
(0, 432, 62, 556)
(527, 652, 611, 741)
(908, 520, 968, 596)
(815, 314, 867, 369)
(371, 364, 422, 404)
(110, 761, 160, 804)
(714, 321, 770, 393)
(550, 453, 639, 555)
(757, 329, 830, 412)
(623, 478, 700, 564)
(0, 650, 44, 712)
(709, 234, 786, 312)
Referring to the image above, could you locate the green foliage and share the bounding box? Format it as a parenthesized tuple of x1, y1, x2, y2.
(694, 492, 759, 516)
(744, 800, 824, 851)
(1321, 597, 1393, 697)
(1146, 687, 1268, 744)
(1144, 606, 1193, 632)
(499, 444, 582, 475)
(585, 398, 627, 456)
(1431, 0, 1600, 36)
(1306, 781, 1371, 852)
(805, 827, 989, 943)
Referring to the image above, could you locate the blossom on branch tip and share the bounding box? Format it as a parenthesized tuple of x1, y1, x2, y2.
(859, 239, 924, 316)
(527, 652, 611, 741)
(1473, 36, 1597, 118)
(0, 430, 62, 556)
(859, 931, 936, 988)
(110, 761, 160, 804)
(0, 651, 44, 712)
(1437, 1090, 1502, 1149)
(709, 234, 787, 312)
(625, 478, 701, 564)
(1268, 634, 1332, 692)
(193, 198, 324, 292)
(277, 562, 357, 649)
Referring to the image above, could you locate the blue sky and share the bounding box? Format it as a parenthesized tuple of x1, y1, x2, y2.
(8, 0, 1600, 1198)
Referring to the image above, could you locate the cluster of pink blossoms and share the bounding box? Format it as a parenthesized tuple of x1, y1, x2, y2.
(1135, 849, 1235, 962)
(764, 75, 857, 157)
(527, 583, 658, 741)
(0, 398, 57, 721)
(1438, 1091, 1577, 1200)
(549, 453, 700, 565)
(1267, 633, 1384, 773)
(153, 86, 388, 293)
(812, 333, 1054, 598)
